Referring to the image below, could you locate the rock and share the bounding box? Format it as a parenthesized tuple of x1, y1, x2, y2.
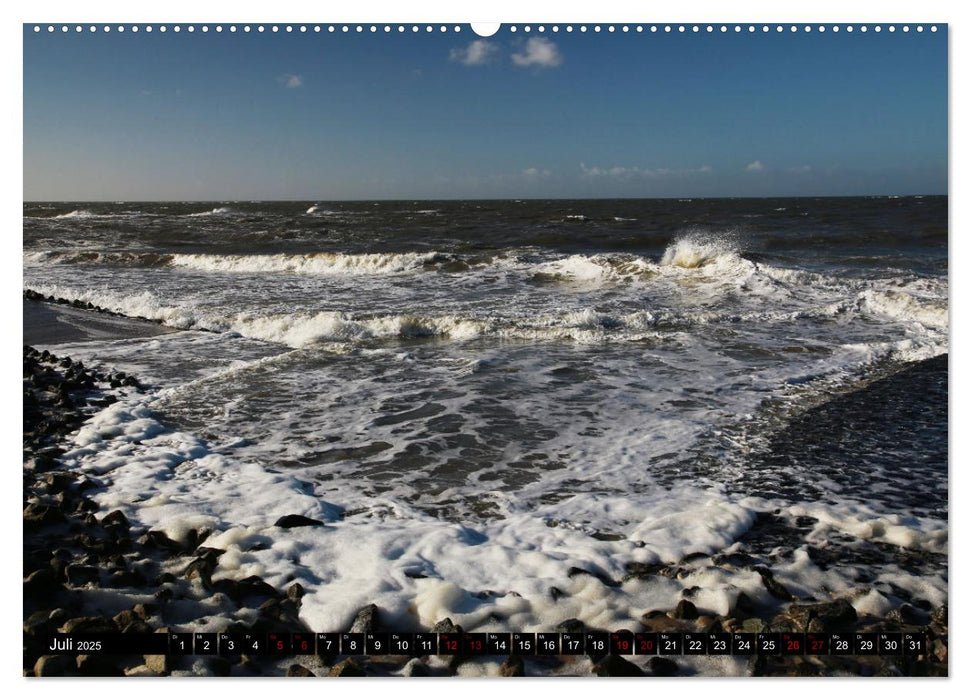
(213, 575, 279, 603)
(286, 582, 305, 601)
(77, 655, 124, 676)
(740, 617, 766, 634)
(402, 658, 429, 677)
(24, 609, 56, 638)
(931, 604, 948, 626)
(34, 655, 77, 677)
(783, 599, 857, 632)
(753, 566, 794, 601)
(549, 586, 565, 601)
(274, 514, 324, 528)
(26, 456, 57, 473)
(60, 616, 117, 634)
(730, 592, 757, 618)
(65, 564, 100, 587)
(327, 658, 367, 677)
(254, 598, 303, 631)
(141, 530, 184, 553)
(287, 664, 315, 677)
(144, 654, 168, 674)
(133, 603, 156, 621)
(673, 599, 699, 620)
(712, 551, 759, 568)
(567, 566, 620, 587)
(624, 561, 689, 581)
(592, 654, 644, 677)
(680, 585, 701, 599)
(24, 503, 66, 526)
(207, 657, 233, 677)
(648, 656, 680, 677)
(431, 618, 461, 634)
(41, 472, 75, 494)
(24, 568, 60, 596)
(101, 510, 130, 530)
(107, 569, 146, 588)
(499, 655, 525, 676)
(887, 604, 925, 626)
(121, 621, 154, 635)
(185, 555, 220, 588)
(349, 603, 380, 634)
(112, 610, 138, 629)
(554, 618, 585, 634)
(76, 497, 99, 513)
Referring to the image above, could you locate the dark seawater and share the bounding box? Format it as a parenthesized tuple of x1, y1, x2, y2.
(22, 196, 948, 638)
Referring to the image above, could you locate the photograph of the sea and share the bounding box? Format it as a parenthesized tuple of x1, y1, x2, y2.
(24, 196, 947, 675)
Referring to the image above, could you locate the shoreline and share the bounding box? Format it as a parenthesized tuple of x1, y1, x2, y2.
(22, 302, 949, 677)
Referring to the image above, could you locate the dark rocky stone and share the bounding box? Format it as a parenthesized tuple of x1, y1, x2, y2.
(431, 618, 461, 634)
(213, 575, 279, 603)
(286, 664, 315, 677)
(753, 566, 794, 601)
(549, 586, 565, 601)
(674, 599, 699, 620)
(349, 603, 380, 634)
(648, 656, 680, 677)
(931, 604, 947, 626)
(107, 569, 146, 588)
(41, 472, 75, 494)
(24, 568, 60, 596)
(274, 514, 324, 528)
(623, 561, 688, 581)
(207, 657, 233, 677)
(327, 658, 367, 677)
(731, 592, 758, 618)
(112, 610, 138, 629)
(121, 621, 154, 635)
(34, 655, 77, 677)
(65, 564, 100, 587)
(133, 603, 156, 621)
(592, 654, 644, 677)
(101, 510, 130, 531)
(140, 530, 184, 552)
(781, 599, 857, 632)
(60, 616, 117, 634)
(286, 582, 306, 601)
(499, 655, 525, 676)
(24, 503, 67, 526)
(567, 566, 620, 588)
(402, 658, 429, 677)
(887, 604, 926, 626)
(77, 654, 124, 676)
(185, 554, 220, 588)
(712, 551, 759, 568)
(554, 618, 585, 634)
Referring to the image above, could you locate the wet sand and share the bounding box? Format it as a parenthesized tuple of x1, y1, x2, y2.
(23, 299, 174, 345)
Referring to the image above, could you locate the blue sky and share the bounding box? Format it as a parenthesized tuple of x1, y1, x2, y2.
(23, 25, 947, 200)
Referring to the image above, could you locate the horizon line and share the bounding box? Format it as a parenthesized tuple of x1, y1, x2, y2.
(23, 193, 948, 204)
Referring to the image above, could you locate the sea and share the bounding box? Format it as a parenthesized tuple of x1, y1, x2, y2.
(22, 197, 948, 654)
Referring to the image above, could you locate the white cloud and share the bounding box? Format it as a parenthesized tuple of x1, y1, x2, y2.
(745, 160, 764, 172)
(511, 37, 563, 69)
(522, 167, 551, 178)
(277, 74, 304, 88)
(580, 163, 713, 179)
(449, 40, 499, 66)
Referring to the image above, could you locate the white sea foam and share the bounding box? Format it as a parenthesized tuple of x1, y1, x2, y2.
(51, 209, 96, 219)
(185, 206, 234, 217)
(170, 251, 448, 276)
(660, 233, 740, 269)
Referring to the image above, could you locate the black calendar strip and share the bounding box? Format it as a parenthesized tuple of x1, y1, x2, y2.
(36, 631, 927, 657)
